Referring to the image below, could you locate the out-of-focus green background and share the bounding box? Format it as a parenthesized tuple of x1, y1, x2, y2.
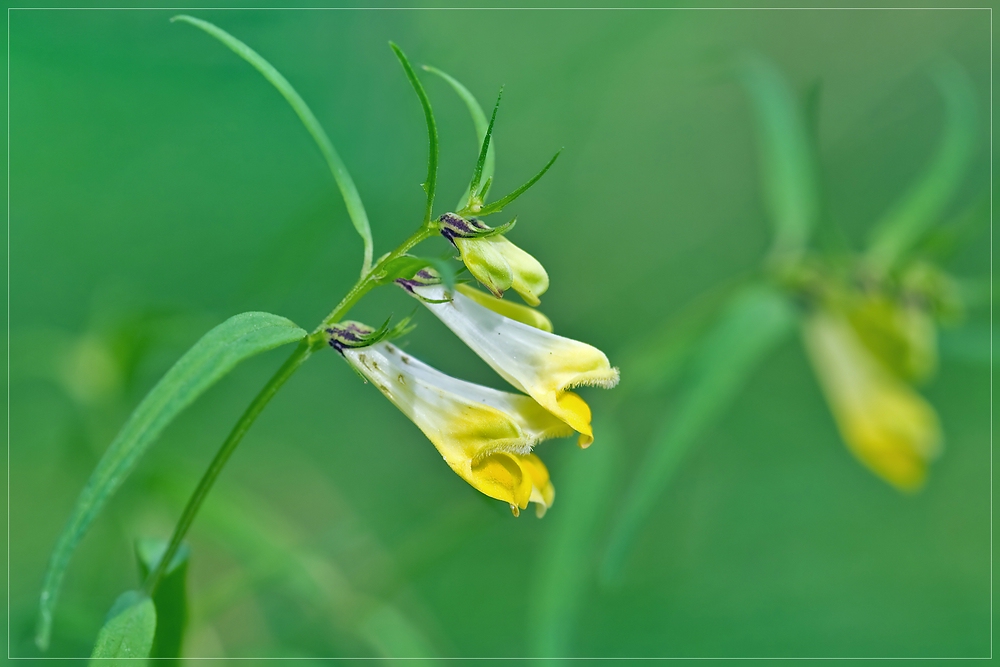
(9, 8, 991, 659)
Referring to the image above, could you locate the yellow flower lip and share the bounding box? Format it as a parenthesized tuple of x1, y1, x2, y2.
(406, 283, 619, 446)
(340, 340, 569, 516)
(803, 311, 942, 491)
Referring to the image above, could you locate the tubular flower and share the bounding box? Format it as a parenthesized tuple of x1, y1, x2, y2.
(328, 322, 568, 516)
(803, 310, 942, 491)
(397, 275, 619, 447)
(438, 212, 549, 306)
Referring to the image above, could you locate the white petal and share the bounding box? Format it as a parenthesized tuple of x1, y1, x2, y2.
(411, 284, 619, 444)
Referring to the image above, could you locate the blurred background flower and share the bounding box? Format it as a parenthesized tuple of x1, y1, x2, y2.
(9, 8, 990, 659)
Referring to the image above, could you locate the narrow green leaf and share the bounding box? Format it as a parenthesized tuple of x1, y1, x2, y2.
(422, 66, 497, 210)
(737, 54, 819, 261)
(136, 538, 191, 661)
(467, 88, 503, 203)
(475, 150, 561, 217)
(36, 312, 307, 651)
(866, 58, 979, 273)
(390, 43, 439, 226)
(90, 591, 156, 661)
(172, 15, 374, 275)
(601, 285, 797, 584)
(530, 417, 621, 659)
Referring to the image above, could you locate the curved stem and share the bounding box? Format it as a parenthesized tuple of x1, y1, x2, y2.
(144, 223, 440, 595)
(144, 339, 312, 594)
(315, 225, 438, 332)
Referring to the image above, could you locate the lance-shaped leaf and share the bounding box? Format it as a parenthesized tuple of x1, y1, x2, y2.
(600, 285, 797, 584)
(172, 15, 375, 275)
(390, 43, 439, 225)
(136, 538, 191, 662)
(36, 312, 307, 650)
(866, 58, 979, 272)
(737, 54, 819, 261)
(90, 591, 156, 662)
(530, 417, 621, 658)
(474, 150, 561, 217)
(423, 66, 497, 210)
(466, 89, 503, 204)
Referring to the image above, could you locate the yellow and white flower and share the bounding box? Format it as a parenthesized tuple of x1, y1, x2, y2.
(803, 310, 942, 491)
(329, 324, 568, 516)
(438, 213, 549, 306)
(397, 277, 619, 447)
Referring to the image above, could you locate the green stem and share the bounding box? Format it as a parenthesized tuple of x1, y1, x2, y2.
(144, 223, 439, 595)
(143, 340, 311, 594)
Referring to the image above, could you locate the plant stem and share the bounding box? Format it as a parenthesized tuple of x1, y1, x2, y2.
(144, 223, 439, 595)
(143, 339, 312, 594)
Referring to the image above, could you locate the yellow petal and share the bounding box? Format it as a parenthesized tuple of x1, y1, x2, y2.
(519, 452, 556, 517)
(455, 284, 554, 332)
(340, 342, 573, 513)
(804, 311, 942, 491)
(469, 452, 533, 510)
(466, 451, 556, 517)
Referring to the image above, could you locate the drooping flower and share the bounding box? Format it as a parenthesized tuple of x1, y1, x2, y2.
(396, 275, 619, 447)
(438, 213, 549, 306)
(328, 322, 569, 516)
(802, 310, 942, 491)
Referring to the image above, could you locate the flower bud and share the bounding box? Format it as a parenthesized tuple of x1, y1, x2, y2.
(438, 213, 549, 306)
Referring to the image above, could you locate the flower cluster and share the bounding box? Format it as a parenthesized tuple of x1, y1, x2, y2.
(328, 216, 618, 516)
(796, 262, 959, 490)
(803, 304, 941, 490)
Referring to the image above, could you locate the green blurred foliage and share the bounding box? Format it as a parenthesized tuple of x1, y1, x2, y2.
(9, 8, 990, 659)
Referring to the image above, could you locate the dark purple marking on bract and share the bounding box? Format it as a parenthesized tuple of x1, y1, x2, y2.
(326, 322, 375, 355)
(395, 268, 442, 294)
(439, 212, 490, 244)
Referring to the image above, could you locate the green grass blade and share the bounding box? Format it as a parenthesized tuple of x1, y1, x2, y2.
(737, 54, 819, 262)
(475, 149, 561, 217)
(90, 591, 156, 661)
(36, 312, 307, 651)
(136, 538, 191, 662)
(172, 15, 374, 275)
(530, 417, 621, 659)
(390, 43, 439, 226)
(866, 59, 979, 272)
(600, 285, 797, 584)
(423, 66, 497, 210)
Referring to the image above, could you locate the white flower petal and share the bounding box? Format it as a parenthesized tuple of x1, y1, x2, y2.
(410, 284, 619, 446)
(341, 341, 568, 513)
